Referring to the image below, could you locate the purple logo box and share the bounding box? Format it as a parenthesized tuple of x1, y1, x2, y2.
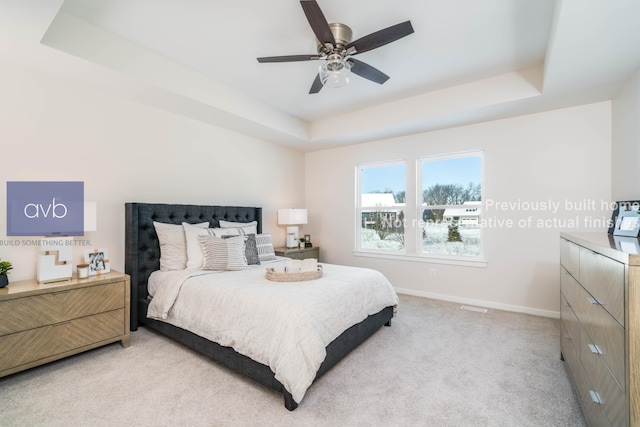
(6, 181, 84, 236)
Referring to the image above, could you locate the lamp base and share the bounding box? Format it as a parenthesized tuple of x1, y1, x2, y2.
(37, 254, 72, 284)
(286, 233, 298, 249)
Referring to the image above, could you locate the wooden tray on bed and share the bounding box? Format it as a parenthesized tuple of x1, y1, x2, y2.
(265, 264, 323, 282)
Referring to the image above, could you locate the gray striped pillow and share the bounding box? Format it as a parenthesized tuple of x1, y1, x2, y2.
(255, 233, 277, 262)
(199, 235, 247, 271)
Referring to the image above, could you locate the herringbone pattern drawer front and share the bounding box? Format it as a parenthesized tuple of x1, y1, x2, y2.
(0, 293, 64, 335)
(64, 282, 124, 319)
(0, 325, 63, 371)
(61, 309, 125, 352)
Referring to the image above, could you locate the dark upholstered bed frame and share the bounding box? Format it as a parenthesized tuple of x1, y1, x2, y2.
(125, 202, 393, 410)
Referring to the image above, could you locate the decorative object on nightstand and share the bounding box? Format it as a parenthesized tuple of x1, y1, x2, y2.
(304, 234, 312, 248)
(0, 259, 13, 288)
(77, 263, 90, 279)
(84, 248, 110, 276)
(37, 237, 73, 284)
(278, 208, 308, 248)
(275, 245, 320, 261)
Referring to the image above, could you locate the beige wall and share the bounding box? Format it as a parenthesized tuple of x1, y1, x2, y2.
(0, 61, 305, 281)
(612, 68, 640, 201)
(305, 102, 612, 316)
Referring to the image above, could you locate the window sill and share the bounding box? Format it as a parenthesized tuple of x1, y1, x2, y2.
(353, 250, 487, 268)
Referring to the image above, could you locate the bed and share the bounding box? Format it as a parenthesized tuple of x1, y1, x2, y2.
(125, 202, 397, 410)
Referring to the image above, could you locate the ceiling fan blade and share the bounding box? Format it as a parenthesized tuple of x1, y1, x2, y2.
(300, 0, 336, 45)
(257, 54, 321, 63)
(346, 21, 414, 55)
(309, 73, 324, 94)
(348, 58, 390, 85)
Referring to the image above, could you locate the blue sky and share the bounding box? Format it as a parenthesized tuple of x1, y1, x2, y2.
(362, 156, 482, 194)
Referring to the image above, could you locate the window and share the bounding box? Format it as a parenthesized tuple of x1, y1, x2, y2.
(357, 162, 406, 252)
(356, 151, 484, 265)
(420, 152, 483, 258)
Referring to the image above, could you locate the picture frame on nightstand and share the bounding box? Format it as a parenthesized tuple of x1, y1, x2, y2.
(304, 234, 312, 248)
(84, 248, 110, 275)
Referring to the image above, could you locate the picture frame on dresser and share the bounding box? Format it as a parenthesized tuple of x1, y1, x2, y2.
(608, 200, 640, 234)
(613, 208, 640, 237)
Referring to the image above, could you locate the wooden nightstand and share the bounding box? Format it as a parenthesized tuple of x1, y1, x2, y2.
(0, 270, 130, 378)
(275, 246, 320, 261)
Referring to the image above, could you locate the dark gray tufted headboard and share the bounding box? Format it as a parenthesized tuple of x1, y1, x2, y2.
(125, 202, 262, 330)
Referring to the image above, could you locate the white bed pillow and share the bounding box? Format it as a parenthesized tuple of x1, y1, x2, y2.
(255, 233, 277, 262)
(183, 222, 217, 269)
(210, 227, 242, 238)
(199, 235, 247, 271)
(218, 220, 258, 235)
(154, 221, 209, 271)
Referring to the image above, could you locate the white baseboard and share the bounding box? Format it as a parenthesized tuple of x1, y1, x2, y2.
(394, 287, 560, 319)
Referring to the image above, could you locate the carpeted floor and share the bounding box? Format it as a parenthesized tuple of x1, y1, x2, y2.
(0, 294, 586, 427)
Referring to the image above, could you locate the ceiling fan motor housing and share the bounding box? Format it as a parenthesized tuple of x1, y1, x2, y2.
(317, 23, 353, 54)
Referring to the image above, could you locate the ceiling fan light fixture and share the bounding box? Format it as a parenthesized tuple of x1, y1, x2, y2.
(319, 57, 351, 88)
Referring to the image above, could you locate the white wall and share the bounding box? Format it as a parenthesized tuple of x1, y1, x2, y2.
(0, 61, 305, 281)
(612, 68, 640, 201)
(305, 102, 612, 316)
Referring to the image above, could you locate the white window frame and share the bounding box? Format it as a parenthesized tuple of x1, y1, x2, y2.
(417, 150, 485, 264)
(355, 160, 407, 255)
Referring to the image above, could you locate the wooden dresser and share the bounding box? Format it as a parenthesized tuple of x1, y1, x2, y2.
(560, 232, 640, 427)
(0, 271, 130, 378)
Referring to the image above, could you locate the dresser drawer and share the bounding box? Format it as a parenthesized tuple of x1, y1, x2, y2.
(579, 247, 624, 326)
(63, 282, 125, 319)
(60, 309, 125, 352)
(580, 329, 627, 427)
(577, 285, 625, 391)
(561, 267, 581, 310)
(0, 292, 67, 335)
(560, 293, 580, 354)
(0, 309, 125, 374)
(0, 324, 64, 372)
(561, 238, 580, 280)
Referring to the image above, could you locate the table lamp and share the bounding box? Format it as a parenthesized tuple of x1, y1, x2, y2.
(278, 208, 307, 248)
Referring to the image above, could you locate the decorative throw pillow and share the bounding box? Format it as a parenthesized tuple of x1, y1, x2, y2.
(255, 233, 277, 262)
(154, 221, 209, 271)
(182, 222, 217, 269)
(218, 220, 258, 235)
(221, 233, 259, 265)
(199, 235, 247, 271)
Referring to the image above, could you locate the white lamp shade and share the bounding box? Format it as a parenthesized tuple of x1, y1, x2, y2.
(278, 209, 308, 225)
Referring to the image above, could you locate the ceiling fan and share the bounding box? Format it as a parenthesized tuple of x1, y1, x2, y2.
(257, 0, 414, 94)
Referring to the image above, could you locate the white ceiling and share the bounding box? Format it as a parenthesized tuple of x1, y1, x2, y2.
(1, 0, 640, 151)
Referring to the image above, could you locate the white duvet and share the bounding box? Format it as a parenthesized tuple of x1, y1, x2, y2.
(146, 261, 398, 404)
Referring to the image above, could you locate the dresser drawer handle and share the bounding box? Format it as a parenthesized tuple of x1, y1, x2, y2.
(589, 390, 603, 404)
(587, 297, 601, 305)
(588, 343, 603, 355)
